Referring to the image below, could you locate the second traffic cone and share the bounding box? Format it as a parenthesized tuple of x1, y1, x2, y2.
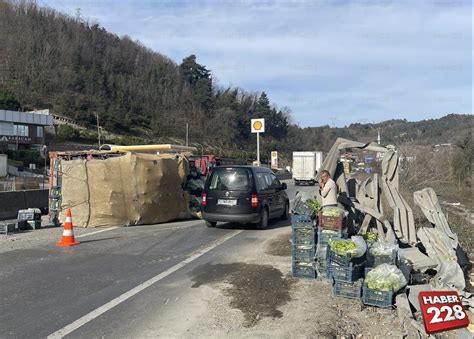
(57, 209, 80, 247)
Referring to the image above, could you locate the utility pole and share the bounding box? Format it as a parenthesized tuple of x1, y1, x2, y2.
(96, 112, 101, 149)
(185, 123, 189, 147)
(256, 132, 260, 165)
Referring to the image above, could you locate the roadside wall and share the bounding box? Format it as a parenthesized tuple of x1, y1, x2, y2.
(0, 189, 48, 220)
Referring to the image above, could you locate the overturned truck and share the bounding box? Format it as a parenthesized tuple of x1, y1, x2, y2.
(49, 151, 190, 227)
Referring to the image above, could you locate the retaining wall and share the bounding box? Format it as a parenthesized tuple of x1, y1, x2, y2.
(0, 189, 48, 220)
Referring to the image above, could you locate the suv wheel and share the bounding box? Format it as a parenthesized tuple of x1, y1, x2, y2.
(205, 220, 217, 228)
(281, 201, 290, 220)
(257, 208, 269, 230)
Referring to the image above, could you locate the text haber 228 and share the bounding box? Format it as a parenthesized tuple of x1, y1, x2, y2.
(418, 291, 470, 334)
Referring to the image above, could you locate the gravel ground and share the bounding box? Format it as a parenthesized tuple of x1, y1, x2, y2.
(183, 227, 417, 338)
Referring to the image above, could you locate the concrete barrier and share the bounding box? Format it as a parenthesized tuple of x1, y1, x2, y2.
(0, 189, 48, 220)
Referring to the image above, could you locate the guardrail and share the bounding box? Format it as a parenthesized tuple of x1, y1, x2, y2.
(0, 189, 49, 220)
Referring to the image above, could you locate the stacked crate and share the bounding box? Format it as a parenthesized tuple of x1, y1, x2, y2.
(317, 208, 348, 280)
(362, 267, 395, 308)
(315, 229, 347, 279)
(291, 215, 316, 279)
(326, 222, 366, 299)
(366, 248, 398, 268)
(327, 248, 365, 282)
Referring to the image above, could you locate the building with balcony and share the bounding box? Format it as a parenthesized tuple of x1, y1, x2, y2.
(0, 109, 53, 150)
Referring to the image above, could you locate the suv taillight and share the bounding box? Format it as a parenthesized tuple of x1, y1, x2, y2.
(202, 193, 207, 206)
(251, 194, 258, 207)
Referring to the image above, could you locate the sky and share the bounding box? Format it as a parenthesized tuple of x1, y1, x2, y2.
(40, 0, 472, 127)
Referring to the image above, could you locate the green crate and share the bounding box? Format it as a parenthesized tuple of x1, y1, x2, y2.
(292, 261, 316, 279)
(362, 284, 394, 308)
(333, 278, 363, 300)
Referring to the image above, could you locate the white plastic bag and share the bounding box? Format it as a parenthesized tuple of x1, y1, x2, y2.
(351, 235, 367, 258)
(369, 241, 398, 256)
(328, 236, 367, 258)
(365, 263, 407, 292)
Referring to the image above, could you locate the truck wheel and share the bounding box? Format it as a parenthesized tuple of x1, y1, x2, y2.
(295, 181, 299, 186)
(205, 220, 217, 228)
(281, 201, 290, 220)
(256, 208, 269, 230)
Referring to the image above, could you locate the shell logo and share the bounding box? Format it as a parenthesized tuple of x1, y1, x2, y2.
(253, 121, 263, 131)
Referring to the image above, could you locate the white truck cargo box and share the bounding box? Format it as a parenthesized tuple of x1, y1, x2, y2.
(292, 151, 324, 186)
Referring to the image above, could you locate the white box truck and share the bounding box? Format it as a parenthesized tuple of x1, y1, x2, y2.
(292, 151, 324, 186)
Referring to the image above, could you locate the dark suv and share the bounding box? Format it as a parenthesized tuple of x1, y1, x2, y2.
(202, 166, 289, 229)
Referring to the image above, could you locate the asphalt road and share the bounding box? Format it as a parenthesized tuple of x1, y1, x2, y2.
(0, 180, 316, 338)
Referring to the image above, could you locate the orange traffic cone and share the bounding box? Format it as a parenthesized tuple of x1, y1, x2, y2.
(57, 209, 80, 247)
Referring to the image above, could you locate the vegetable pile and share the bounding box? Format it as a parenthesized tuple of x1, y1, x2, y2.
(322, 207, 343, 217)
(365, 264, 407, 292)
(362, 231, 377, 243)
(329, 239, 357, 255)
(305, 199, 321, 213)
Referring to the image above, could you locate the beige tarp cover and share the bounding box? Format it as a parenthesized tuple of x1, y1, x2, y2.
(59, 152, 188, 227)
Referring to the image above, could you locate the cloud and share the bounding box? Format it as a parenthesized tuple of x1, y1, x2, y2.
(53, 0, 471, 127)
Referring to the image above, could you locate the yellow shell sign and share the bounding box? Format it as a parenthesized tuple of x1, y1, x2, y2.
(251, 118, 265, 133)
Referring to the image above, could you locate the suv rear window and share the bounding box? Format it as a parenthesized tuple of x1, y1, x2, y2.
(208, 168, 251, 191)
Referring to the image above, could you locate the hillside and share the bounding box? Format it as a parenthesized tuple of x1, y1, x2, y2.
(0, 1, 471, 162)
(0, 0, 290, 152)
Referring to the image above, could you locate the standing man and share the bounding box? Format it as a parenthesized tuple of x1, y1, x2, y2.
(319, 170, 338, 208)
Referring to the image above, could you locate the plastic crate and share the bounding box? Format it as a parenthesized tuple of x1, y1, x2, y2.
(319, 212, 346, 231)
(315, 244, 327, 260)
(292, 261, 316, 279)
(50, 186, 61, 199)
(327, 247, 366, 267)
(317, 228, 348, 247)
(292, 196, 315, 217)
(333, 278, 363, 300)
(18, 220, 41, 231)
(291, 214, 314, 229)
(315, 259, 329, 278)
(367, 249, 398, 267)
(292, 228, 316, 245)
(17, 208, 41, 221)
(328, 262, 364, 282)
(292, 245, 315, 262)
(362, 284, 394, 308)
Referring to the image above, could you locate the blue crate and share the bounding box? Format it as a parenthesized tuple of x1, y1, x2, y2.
(327, 247, 366, 267)
(292, 227, 316, 245)
(362, 284, 394, 308)
(328, 262, 365, 282)
(367, 249, 398, 267)
(292, 196, 315, 217)
(315, 244, 328, 260)
(292, 245, 315, 262)
(333, 278, 363, 300)
(291, 214, 314, 229)
(292, 261, 316, 279)
(315, 258, 329, 278)
(317, 228, 348, 247)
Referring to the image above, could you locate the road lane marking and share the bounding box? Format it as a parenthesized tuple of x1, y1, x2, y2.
(74, 221, 202, 239)
(75, 227, 119, 238)
(47, 229, 243, 339)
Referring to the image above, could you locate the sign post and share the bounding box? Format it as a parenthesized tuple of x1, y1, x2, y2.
(251, 118, 265, 166)
(271, 151, 278, 169)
